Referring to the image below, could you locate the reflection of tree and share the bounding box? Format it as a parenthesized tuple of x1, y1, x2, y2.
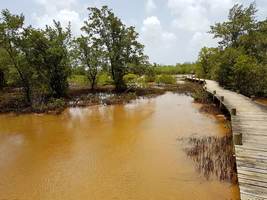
(110, 101, 156, 134)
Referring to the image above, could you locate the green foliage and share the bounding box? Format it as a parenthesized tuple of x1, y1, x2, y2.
(32, 98, 66, 113)
(196, 47, 221, 79)
(69, 75, 89, 87)
(97, 71, 113, 86)
(216, 48, 241, 89)
(210, 3, 257, 48)
(123, 73, 147, 88)
(197, 3, 267, 97)
(155, 75, 176, 85)
(191, 88, 210, 103)
(73, 35, 104, 90)
(123, 73, 139, 83)
(43, 22, 71, 98)
(233, 55, 266, 96)
(84, 6, 148, 91)
(22, 22, 71, 98)
(0, 48, 9, 89)
(0, 9, 71, 104)
(0, 9, 33, 103)
(154, 63, 196, 75)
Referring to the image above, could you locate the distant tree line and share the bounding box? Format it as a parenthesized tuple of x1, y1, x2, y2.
(196, 3, 267, 97)
(152, 63, 196, 75)
(0, 6, 148, 105)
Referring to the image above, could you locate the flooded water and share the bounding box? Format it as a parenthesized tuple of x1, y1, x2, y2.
(0, 93, 239, 200)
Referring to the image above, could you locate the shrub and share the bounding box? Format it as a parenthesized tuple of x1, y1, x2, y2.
(123, 73, 139, 84)
(191, 88, 210, 103)
(144, 74, 156, 82)
(123, 74, 147, 88)
(69, 75, 89, 87)
(97, 72, 114, 86)
(155, 75, 176, 84)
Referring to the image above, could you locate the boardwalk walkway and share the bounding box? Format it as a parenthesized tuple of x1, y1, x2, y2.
(187, 77, 267, 200)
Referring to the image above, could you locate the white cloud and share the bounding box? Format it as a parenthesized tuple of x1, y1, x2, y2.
(163, 0, 238, 62)
(32, 0, 83, 35)
(187, 31, 218, 60)
(168, 0, 236, 30)
(171, 5, 210, 31)
(35, 0, 77, 11)
(141, 16, 177, 63)
(145, 0, 157, 13)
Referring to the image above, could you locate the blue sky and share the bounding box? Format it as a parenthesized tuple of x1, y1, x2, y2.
(1, 0, 266, 64)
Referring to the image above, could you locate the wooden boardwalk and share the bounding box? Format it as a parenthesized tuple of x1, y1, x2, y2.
(186, 77, 267, 200)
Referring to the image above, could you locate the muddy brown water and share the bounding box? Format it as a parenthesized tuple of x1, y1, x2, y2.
(0, 92, 239, 200)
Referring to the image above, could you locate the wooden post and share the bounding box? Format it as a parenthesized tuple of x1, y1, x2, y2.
(233, 133, 243, 145)
(219, 96, 224, 109)
(212, 90, 216, 101)
(231, 108, 237, 116)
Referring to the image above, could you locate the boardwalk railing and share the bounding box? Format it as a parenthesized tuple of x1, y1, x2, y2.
(186, 76, 267, 200)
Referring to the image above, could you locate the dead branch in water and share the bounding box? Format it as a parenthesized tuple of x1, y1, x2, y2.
(184, 136, 238, 184)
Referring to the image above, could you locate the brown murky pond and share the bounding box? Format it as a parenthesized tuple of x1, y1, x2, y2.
(0, 92, 239, 200)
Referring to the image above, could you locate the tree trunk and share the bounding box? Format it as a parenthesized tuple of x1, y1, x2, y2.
(23, 81, 32, 106)
(0, 70, 4, 90)
(91, 77, 96, 91)
(114, 76, 127, 92)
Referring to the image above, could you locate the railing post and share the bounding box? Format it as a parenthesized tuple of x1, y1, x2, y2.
(213, 90, 216, 101)
(231, 108, 237, 116)
(219, 96, 224, 109)
(233, 133, 243, 145)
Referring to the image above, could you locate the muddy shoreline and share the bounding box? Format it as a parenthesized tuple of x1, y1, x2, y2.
(0, 82, 202, 115)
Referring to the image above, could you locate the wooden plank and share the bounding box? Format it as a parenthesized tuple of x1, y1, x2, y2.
(186, 76, 267, 200)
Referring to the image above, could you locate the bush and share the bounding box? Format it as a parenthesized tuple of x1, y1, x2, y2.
(144, 74, 156, 82)
(123, 73, 147, 88)
(97, 72, 114, 86)
(233, 55, 267, 96)
(47, 98, 66, 109)
(31, 98, 66, 113)
(69, 75, 89, 87)
(191, 88, 210, 103)
(123, 73, 139, 83)
(155, 75, 176, 84)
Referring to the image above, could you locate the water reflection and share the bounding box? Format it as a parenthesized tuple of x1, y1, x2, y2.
(0, 93, 239, 200)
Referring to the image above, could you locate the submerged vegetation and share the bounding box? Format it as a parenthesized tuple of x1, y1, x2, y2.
(184, 135, 238, 184)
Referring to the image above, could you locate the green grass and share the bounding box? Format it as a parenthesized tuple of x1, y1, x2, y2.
(69, 75, 89, 87)
(155, 75, 176, 84)
(97, 72, 114, 86)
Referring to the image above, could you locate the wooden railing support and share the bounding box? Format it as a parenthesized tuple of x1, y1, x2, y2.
(233, 132, 243, 145)
(231, 108, 237, 116)
(212, 90, 216, 101)
(219, 96, 224, 109)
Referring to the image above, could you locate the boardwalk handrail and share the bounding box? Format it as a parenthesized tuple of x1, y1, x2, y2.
(186, 76, 267, 200)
